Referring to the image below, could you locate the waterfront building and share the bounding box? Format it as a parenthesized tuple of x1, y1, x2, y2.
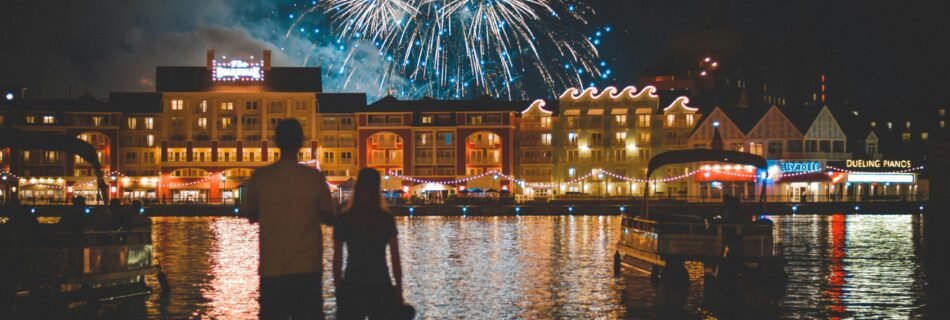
(1, 95, 127, 204)
(517, 99, 557, 200)
(553, 86, 700, 197)
(355, 96, 524, 198)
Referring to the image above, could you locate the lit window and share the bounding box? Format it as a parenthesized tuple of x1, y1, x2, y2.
(92, 116, 103, 126)
(615, 132, 627, 144)
(614, 115, 627, 127)
(147, 135, 154, 147)
(127, 117, 137, 129)
(686, 114, 695, 126)
(43, 116, 56, 124)
(541, 133, 552, 146)
(221, 102, 234, 111)
(145, 117, 154, 129)
(198, 117, 208, 129)
(25, 116, 35, 124)
(422, 116, 433, 124)
(637, 114, 651, 128)
(171, 99, 184, 110)
(921, 132, 929, 141)
(220, 117, 233, 130)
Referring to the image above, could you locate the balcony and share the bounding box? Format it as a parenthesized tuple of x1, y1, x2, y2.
(467, 158, 502, 165)
(415, 157, 434, 164)
(436, 157, 455, 164)
(520, 157, 553, 164)
(368, 157, 403, 166)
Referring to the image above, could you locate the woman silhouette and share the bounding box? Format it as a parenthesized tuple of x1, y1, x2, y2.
(333, 168, 405, 319)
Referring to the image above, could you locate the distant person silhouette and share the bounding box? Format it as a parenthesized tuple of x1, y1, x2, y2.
(242, 118, 336, 319)
(333, 168, 407, 320)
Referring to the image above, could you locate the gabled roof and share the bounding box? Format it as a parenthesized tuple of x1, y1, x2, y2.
(366, 95, 528, 113)
(780, 105, 823, 133)
(718, 105, 769, 133)
(316, 93, 367, 114)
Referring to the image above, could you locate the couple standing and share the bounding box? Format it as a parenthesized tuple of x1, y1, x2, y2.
(242, 119, 407, 319)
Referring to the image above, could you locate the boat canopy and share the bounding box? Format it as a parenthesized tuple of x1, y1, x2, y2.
(0, 128, 109, 202)
(646, 149, 768, 178)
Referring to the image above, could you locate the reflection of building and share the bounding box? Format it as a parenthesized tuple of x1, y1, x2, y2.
(553, 86, 699, 197)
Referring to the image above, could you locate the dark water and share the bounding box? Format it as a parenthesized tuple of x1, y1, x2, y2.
(90, 214, 934, 319)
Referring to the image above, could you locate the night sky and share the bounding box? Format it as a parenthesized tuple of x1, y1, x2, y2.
(1, 0, 948, 117)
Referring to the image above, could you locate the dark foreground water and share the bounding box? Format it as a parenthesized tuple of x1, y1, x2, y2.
(84, 214, 935, 319)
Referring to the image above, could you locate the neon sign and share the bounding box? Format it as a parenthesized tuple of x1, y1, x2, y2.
(844, 159, 912, 169)
(213, 59, 264, 82)
(778, 161, 821, 173)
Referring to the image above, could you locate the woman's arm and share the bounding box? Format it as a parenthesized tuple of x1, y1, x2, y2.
(333, 240, 344, 290)
(388, 236, 404, 302)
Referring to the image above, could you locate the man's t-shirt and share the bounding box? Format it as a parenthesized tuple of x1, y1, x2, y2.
(333, 209, 397, 284)
(242, 160, 335, 277)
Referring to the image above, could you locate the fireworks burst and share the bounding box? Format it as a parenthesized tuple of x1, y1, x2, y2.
(284, 0, 610, 99)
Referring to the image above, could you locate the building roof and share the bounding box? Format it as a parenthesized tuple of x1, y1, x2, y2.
(155, 66, 323, 92)
(717, 105, 769, 133)
(316, 93, 367, 114)
(780, 105, 823, 133)
(365, 95, 529, 113)
(0, 95, 116, 113)
(109, 92, 164, 113)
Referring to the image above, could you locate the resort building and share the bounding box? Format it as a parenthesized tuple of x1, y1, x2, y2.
(552, 86, 700, 198)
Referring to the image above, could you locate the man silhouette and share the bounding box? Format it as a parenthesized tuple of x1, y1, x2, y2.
(242, 119, 336, 319)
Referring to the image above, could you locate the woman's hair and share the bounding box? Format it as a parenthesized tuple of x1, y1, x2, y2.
(345, 168, 387, 212)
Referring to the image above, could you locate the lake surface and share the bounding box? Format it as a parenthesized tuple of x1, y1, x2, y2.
(85, 214, 935, 319)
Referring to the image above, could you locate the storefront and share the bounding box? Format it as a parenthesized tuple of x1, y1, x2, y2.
(768, 160, 846, 202)
(692, 164, 758, 202)
(828, 159, 922, 201)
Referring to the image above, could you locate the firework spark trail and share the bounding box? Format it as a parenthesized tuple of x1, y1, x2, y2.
(286, 0, 605, 99)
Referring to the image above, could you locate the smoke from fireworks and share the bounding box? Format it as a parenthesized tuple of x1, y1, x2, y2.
(281, 0, 611, 99)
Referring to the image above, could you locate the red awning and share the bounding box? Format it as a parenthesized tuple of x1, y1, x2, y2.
(778, 172, 845, 183)
(694, 171, 756, 182)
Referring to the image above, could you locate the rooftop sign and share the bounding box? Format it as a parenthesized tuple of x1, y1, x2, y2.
(212, 59, 264, 82)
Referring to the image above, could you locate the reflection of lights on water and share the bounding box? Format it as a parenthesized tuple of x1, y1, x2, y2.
(205, 218, 261, 319)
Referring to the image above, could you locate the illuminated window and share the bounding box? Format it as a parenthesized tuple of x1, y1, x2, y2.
(422, 116, 433, 124)
(171, 99, 184, 110)
(145, 117, 154, 129)
(541, 133, 552, 146)
(921, 132, 929, 141)
(638, 132, 651, 145)
(43, 116, 56, 124)
(92, 116, 103, 126)
(615, 132, 626, 144)
(25, 116, 35, 124)
(220, 117, 233, 130)
(198, 117, 208, 129)
(568, 133, 578, 146)
(941, 120, 946, 128)
(127, 117, 137, 129)
(221, 102, 234, 111)
(666, 114, 675, 127)
(23, 151, 30, 161)
(540, 116, 552, 128)
(902, 132, 911, 142)
(686, 114, 695, 126)
(146, 135, 154, 147)
(637, 114, 651, 128)
(614, 115, 627, 127)
(749, 142, 764, 156)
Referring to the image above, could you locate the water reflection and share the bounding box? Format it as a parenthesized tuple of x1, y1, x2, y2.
(125, 215, 933, 319)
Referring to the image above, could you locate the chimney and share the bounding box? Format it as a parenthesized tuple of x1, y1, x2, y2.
(263, 50, 272, 70)
(207, 50, 215, 70)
